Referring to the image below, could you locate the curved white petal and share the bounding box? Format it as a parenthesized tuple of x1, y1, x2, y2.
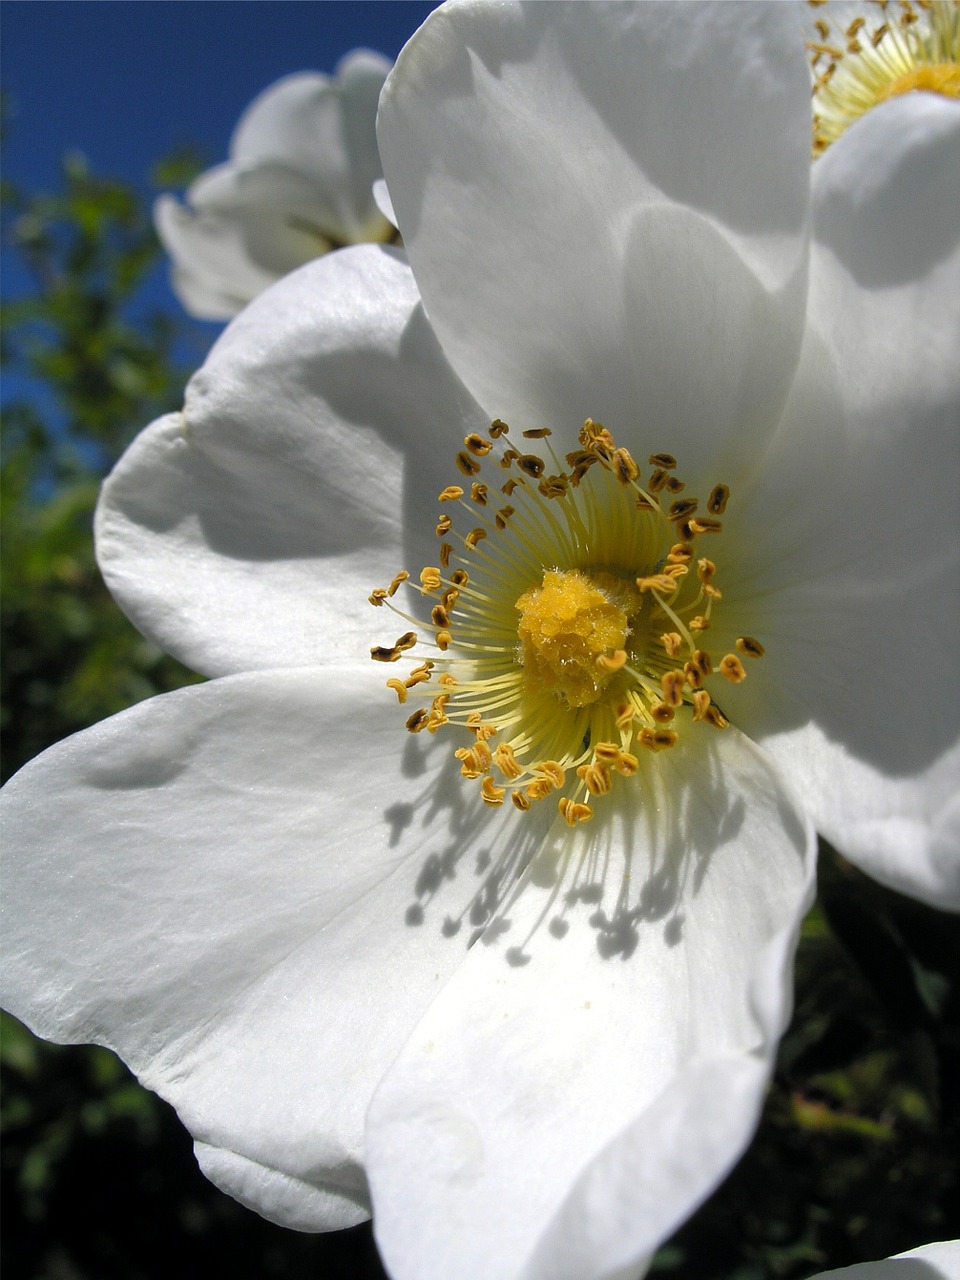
(709, 95, 960, 907)
(97, 245, 488, 678)
(379, 0, 810, 443)
(367, 729, 816, 1280)
(0, 666, 552, 1230)
(231, 57, 390, 239)
(806, 1240, 960, 1280)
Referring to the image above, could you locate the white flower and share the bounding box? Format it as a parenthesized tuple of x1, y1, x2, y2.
(155, 52, 395, 320)
(2, 5, 958, 1280)
(807, 1240, 960, 1280)
(805, 0, 959, 154)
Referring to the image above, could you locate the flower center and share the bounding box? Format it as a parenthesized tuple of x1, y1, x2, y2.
(369, 419, 764, 826)
(807, 0, 959, 155)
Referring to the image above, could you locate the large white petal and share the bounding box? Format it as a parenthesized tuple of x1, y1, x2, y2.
(97, 244, 488, 678)
(378, 0, 810, 449)
(806, 1240, 960, 1280)
(0, 666, 552, 1231)
(367, 729, 816, 1280)
(708, 95, 960, 907)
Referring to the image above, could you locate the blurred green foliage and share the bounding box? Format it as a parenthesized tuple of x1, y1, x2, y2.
(1, 149, 957, 1279)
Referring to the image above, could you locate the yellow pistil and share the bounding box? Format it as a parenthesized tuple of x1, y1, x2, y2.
(369, 417, 765, 824)
(808, 0, 959, 154)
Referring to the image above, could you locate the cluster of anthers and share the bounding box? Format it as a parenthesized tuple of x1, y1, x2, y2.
(807, 0, 959, 155)
(369, 419, 765, 828)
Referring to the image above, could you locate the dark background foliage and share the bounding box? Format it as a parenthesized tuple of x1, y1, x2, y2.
(2, 150, 957, 1280)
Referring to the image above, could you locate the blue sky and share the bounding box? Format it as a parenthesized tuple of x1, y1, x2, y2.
(2, 1, 439, 336)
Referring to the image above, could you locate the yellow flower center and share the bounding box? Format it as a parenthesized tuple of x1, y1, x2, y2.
(370, 419, 763, 827)
(808, 0, 960, 155)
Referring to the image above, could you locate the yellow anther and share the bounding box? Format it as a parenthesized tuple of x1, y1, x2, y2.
(500, 447, 520, 469)
(577, 762, 612, 796)
(736, 635, 766, 658)
(441, 587, 460, 611)
(648, 468, 669, 492)
(371, 645, 400, 663)
(456, 451, 481, 476)
(661, 670, 685, 707)
(501, 478, 519, 496)
(464, 433, 493, 456)
(559, 797, 594, 826)
(495, 505, 516, 529)
(455, 739, 492, 778)
(615, 751, 639, 776)
(526, 778, 554, 801)
(648, 452, 677, 469)
(450, 568, 470, 587)
(431, 605, 450, 628)
(407, 661, 434, 683)
(396, 631, 418, 652)
(667, 543, 694, 564)
(436, 630, 452, 650)
(707, 484, 729, 515)
(689, 517, 723, 535)
(494, 742, 523, 780)
(689, 615, 711, 632)
(668, 497, 698, 522)
(652, 729, 679, 750)
(612, 448, 639, 484)
(664, 475, 686, 495)
(538, 474, 569, 499)
(440, 542, 453, 568)
(683, 660, 705, 690)
(386, 678, 408, 704)
(652, 701, 675, 723)
(471, 482, 489, 505)
(719, 654, 747, 683)
(438, 672, 458, 688)
(420, 566, 442, 591)
(472, 722, 498, 741)
(436, 514, 452, 536)
(702, 583, 723, 601)
(615, 702, 636, 730)
(523, 427, 552, 439)
(517, 453, 545, 479)
(596, 649, 628, 673)
(704, 704, 729, 729)
(697, 558, 717, 586)
(661, 632, 683, 659)
(481, 777, 506, 806)
(489, 418, 510, 438)
(465, 527, 487, 549)
(593, 742, 621, 764)
(536, 761, 566, 789)
(388, 570, 410, 596)
(406, 709, 429, 733)
(512, 790, 532, 811)
(638, 573, 679, 595)
(692, 689, 712, 721)
(691, 649, 713, 677)
(369, 588, 388, 606)
(438, 485, 464, 502)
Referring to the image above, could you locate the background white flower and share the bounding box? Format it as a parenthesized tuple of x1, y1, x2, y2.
(154, 51, 395, 320)
(2, 4, 958, 1280)
(807, 1240, 960, 1280)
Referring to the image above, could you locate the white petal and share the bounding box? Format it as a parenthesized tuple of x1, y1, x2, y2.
(96, 245, 488, 677)
(231, 57, 390, 238)
(367, 730, 816, 1280)
(0, 666, 551, 1230)
(154, 193, 276, 319)
(806, 1240, 960, 1280)
(373, 178, 398, 229)
(712, 95, 960, 907)
(378, 0, 810, 438)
